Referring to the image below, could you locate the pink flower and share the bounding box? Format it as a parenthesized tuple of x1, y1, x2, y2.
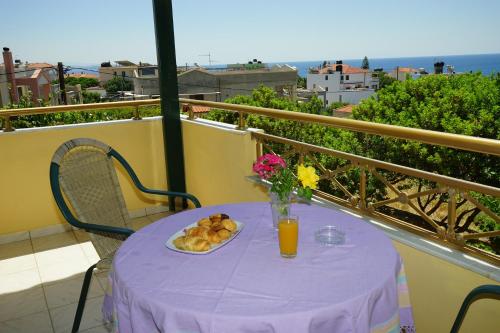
(252, 154, 286, 180)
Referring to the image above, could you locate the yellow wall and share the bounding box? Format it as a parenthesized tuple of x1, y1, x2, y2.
(182, 120, 268, 206)
(0, 119, 167, 235)
(0, 117, 267, 235)
(394, 241, 499, 333)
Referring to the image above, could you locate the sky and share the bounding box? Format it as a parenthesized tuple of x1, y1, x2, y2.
(1, 0, 500, 66)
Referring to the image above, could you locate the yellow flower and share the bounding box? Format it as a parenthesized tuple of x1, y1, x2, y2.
(297, 164, 319, 189)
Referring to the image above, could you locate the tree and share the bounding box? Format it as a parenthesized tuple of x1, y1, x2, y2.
(104, 77, 133, 93)
(361, 56, 370, 70)
(64, 77, 99, 89)
(353, 73, 500, 251)
(297, 76, 307, 88)
(82, 91, 101, 104)
(377, 72, 397, 89)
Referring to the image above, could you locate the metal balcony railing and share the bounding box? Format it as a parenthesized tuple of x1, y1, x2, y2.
(1, 98, 499, 264)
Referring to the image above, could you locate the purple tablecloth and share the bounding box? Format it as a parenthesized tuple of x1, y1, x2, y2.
(111, 202, 413, 333)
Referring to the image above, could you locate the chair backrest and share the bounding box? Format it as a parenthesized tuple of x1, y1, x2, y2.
(51, 138, 131, 260)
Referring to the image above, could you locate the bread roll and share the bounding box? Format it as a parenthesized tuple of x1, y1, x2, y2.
(221, 219, 237, 232)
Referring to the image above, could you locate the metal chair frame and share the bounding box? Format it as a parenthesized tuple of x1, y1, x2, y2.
(49, 138, 200, 332)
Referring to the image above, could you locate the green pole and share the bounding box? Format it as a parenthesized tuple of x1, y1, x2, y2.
(151, 0, 186, 211)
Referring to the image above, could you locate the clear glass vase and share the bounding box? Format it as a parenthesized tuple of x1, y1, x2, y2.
(269, 192, 291, 230)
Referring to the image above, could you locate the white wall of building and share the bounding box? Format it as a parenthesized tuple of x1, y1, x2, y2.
(325, 89, 376, 105)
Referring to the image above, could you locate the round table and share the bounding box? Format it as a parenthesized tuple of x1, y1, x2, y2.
(112, 202, 406, 333)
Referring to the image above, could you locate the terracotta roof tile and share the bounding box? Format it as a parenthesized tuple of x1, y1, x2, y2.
(318, 63, 367, 74)
(27, 62, 54, 69)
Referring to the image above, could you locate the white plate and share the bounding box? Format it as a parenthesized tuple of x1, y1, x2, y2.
(165, 220, 244, 255)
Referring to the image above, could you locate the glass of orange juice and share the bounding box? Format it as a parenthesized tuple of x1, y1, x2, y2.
(278, 215, 299, 258)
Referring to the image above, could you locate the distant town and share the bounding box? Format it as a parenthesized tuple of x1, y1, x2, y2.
(0, 46, 474, 117)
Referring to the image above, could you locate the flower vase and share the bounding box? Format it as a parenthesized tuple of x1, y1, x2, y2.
(269, 192, 291, 230)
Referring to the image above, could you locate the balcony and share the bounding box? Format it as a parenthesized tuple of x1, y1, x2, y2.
(0, 100, 499, 332)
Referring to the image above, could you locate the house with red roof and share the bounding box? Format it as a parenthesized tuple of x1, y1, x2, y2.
(306, 61, 378, 106)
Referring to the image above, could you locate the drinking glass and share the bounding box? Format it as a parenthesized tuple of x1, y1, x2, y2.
(278, 215, 298, 258)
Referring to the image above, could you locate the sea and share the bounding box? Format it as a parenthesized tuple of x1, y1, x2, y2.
(68, 53, 500, 78)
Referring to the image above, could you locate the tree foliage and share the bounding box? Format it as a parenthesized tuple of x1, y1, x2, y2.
(361, 56, 370, 70)
(104, 77, 133, 93)
(64, 77, 99, 89)
(354, 73, 500, 251)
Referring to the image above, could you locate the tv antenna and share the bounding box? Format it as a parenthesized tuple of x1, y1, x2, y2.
(199, 52, 217, 66)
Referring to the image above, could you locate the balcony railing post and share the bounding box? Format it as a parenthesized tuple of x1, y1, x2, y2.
(2, 116, 14, 132)
(236, 112, 247, 130)
(132, 106, 142, 120)
(447, 188, 457, 239)
(187, 105, 194, 120)
(359, 166, 367, 210)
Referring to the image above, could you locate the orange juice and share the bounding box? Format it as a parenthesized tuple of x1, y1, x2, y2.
(278, 217, 298, 258)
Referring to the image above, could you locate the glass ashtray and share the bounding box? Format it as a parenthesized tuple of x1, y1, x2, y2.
(315, 226, 345, 246)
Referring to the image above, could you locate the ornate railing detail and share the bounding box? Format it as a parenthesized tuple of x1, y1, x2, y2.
(252, 131, 500, 264)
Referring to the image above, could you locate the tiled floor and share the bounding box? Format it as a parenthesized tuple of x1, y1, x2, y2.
(0, 212, 171, 333)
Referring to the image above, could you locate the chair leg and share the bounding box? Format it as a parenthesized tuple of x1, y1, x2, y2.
(72, 263, 98, 333)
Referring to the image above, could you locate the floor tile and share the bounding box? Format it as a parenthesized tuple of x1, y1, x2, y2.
(50, 296, 105, 333)
(80, 323, 114, 333)
(147, 211, 174, 222)
(0, 239, 33, 260)
(94, 271, 111, 292)
(38, 260, 91, 285)
(0, 253, 37, 275)
(44, 273, 104, 309)
(34, 243, 88, 268)
(0, 268, 41, 294)
(79, 241, 101, 264)
(0, 310, 53, 333)
(0, 287, 47, 322)
(73, 229, 91, 243)
(32, 232, 78, 252)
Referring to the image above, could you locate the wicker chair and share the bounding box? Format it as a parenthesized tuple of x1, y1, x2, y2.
(49, 138, 201, 333)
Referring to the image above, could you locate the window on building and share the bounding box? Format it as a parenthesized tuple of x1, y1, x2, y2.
(121, 71, 126, 77)
(326, 100, 328, 104)
(325, 75, 328, 80)
(113, 71, 117, 76)
(341, 75, 344, 81)
(325, 87, 328, 91)
(346, 75, 350, 80)
(313, 84, 316, 89)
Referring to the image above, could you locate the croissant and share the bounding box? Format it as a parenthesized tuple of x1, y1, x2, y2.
(197, 218, 212, 227)
(173, 236, 186, 250)
(217, 229, 231, 241)
(209, 213, 230, 223)
(206, 229, 221, 244)
(183, 236, 210, 252)
(210, 221, 225, 232)
(221, 219, 237, 232)
(185, 226, 209, 238)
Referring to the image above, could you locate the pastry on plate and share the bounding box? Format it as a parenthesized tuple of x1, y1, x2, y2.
(183, 236, 210, 252)
(221, 219, 237, 232)
(209, 213, 230, 223)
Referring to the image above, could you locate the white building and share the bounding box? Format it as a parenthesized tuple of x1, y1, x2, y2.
(306, 62, 378, 105)
(388, 67, 422, 81)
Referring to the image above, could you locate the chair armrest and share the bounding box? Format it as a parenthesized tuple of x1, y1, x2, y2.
(109, 149, 202, 209)
(138, 187, 202, 208)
